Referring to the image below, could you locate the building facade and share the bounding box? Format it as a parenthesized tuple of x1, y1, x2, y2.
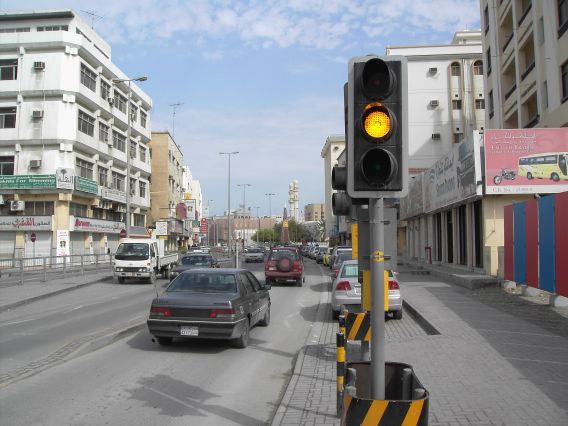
(0, 10, 152, 258)
(304, 203, 324, 222)
(320, 134, 345, 240)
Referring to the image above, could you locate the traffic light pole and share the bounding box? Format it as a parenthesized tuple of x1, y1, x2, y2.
(369, 197, 385, 400)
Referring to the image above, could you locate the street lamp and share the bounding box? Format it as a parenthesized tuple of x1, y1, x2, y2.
(111, 75, 148, 238)
(254, 206, 260, 246)
(219, 152, 239, 256)
(265, 193, 275, 246)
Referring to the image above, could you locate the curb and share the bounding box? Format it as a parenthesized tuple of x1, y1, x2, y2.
(72, 322, 146, 360)
(0, 275, 114, 313)
(402, 299, 441, 336)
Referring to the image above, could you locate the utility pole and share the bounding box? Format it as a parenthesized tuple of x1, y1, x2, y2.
(170, 102, 184, 138)
(219, 152, 239, 263)
(265, 193, 275, 246)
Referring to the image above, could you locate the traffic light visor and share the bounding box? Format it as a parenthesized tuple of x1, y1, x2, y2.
(360, 148, 397, 184)
(363, 105, 391, 139)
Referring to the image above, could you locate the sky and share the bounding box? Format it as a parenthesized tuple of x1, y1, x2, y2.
(0, 0, 481, 216)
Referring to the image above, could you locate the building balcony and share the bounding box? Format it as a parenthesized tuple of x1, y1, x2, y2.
(520, 61, 535, 81)
(504, 83, 517, 101)
(501, 32, 514, 53)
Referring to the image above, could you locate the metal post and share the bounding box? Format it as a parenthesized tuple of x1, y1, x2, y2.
(81, 255, 84, 275)
(357, 205, 371, 362)
(220, 152, 239, 258)
(369, 197, 385, 400)
(43, 257, 47, 282)
(126, 79, 132, 238)
(19, 258, 24, 285)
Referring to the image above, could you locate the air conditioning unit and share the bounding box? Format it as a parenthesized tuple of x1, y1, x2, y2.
(11, 200, 25, 211)
(428, 67, 437, 74)
(33, 61, 46, 70)
(29, 159, 42, 168)
(432, 133, 441, 140)
(32, 110, 44, 119)
(429, 100, 439, 107)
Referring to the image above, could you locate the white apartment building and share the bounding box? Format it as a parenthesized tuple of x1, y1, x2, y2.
(181, 165, 203, 244)
(320, 134, 345, 240)
(0, 10, 152, 258)
(387, 30, 485, 172)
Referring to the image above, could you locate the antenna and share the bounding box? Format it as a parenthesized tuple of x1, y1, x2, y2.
(81, 10, 105, 29)
(170, 102, 184, 138)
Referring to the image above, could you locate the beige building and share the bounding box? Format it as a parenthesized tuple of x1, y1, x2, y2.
(148, 131, 187, 250)
(304, 203, 324, 222)
(320, 135, 345, 240)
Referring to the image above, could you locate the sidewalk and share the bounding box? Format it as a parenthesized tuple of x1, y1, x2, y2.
(272, 264, 568, 426)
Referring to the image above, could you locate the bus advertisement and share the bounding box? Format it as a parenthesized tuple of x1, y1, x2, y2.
(484, 129, 568, 194)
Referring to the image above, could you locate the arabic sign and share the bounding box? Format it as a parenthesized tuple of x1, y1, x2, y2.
(484, 129, 568, 194)
(155, 221, 168, 236)
(100, 187, 126, 203)
(400, 174, 424, 219)
(185, 199, 196, 221)
(200, 218, 208, 233)
(0, 216, 52, 231)
(56, 230, 70, 257)
(70, 216, 124, 233)
(0, 174, 56, 189)
(176, 202, 187, 220)
(75, 176, 98, 194)
(56, 168, 75, 189)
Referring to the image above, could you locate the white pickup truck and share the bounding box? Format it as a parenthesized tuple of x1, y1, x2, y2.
(113, 238, 178, 284)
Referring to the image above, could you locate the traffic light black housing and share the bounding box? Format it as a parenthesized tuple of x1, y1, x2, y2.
(347, 56, 408, 198)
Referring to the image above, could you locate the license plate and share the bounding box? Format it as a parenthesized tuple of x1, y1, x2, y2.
(354, 287, 361, 294)
(180, 326, 198, 336)
(128, 272, 136, 277)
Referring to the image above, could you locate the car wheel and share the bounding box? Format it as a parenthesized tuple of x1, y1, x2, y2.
(259, 305, 271, 326)
(551, 172, 560, 182)
(117, 276, 125, 284)
(163, 267, 170, 280)
(156, 337, 173, 345)
(393, 309, 403, 320)
(148, 270, 156, 285)
(233, 319, 250, 348)
(296, 278, 302, 287)
(493, 175, 502, 185)
(527, 172, 533, 180)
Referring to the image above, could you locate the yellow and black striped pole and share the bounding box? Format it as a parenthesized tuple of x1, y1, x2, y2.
(336, 331, 346, 418)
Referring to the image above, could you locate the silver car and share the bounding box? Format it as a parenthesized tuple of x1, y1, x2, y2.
(331, 260, 403, 319)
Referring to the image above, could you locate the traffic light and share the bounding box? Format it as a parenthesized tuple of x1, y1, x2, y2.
(347, 55, 408, 198)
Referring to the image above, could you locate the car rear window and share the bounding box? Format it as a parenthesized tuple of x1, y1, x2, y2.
(269, 249, 299, 260)
(168, 273, 237, 293)
(341, 264, 358, 277)
(181, 256, 211, 266)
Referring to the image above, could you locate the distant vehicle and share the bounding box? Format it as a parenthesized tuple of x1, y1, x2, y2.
(114, 238, 178, 284)
(315, 247, 327, 264)
(331, 260, 402, 320)
(518, 152, 568, 182)
(147, 268, 271, 348)
(244, 248, 265, 263)
(329, 246, 351, 269)
(169, 254, 219, 281)
(265, 246, 304, 286)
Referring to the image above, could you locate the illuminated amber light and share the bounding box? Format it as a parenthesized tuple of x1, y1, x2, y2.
(364, 109, 391, 139)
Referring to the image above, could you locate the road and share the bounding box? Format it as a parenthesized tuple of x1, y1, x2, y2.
(0, 257, 330, 425)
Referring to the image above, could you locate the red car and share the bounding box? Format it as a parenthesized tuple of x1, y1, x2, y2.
(265, 246, 304, 287)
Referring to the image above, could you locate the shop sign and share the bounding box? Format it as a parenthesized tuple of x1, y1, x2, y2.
(70, 216, 124, 233)
(0, 216, 52, 231)
(56, 168, 75, 190)
(0, 174, 56, 190)
(56, 230, 70, 257)
(200, 218, 208, 233)
(400, 174, 424, 220)
(185, 199, 196, 220)
(75, 176, 98, 194)
(101, 187, 126, 203)
(155, 221, 168, 236)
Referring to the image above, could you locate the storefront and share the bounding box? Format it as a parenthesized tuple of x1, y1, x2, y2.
(0, 216, 53, 260)
(69, 216, 124, 256)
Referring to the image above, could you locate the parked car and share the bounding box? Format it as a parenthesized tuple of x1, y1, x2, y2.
(147, 268, 271, 348)
(331, 251, 353, 279)
(265, 246, 304, 286)
(315, 247, 327, 264)
(244, 248, 265, 263)
(323, 247, 333, 266)
(330, 260, 403, 319)
(170, 254, 219, 281)
(329, 246, 352, 269)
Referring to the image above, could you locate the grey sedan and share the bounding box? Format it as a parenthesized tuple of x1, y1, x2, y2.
(147, 268, 271, 348)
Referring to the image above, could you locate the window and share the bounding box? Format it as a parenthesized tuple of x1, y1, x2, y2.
(112, 131, 126, 152)
(98, 167, 108, 187)
(92, 208, 104, 219)
(101, 80, 110, 101)
(473, 60, 483, 75)
(140, 146, 147, 162)
(140, 110, 147, 128)
(115, 93, 127, 114)
(133, 213, 145, 227)
(0, 156, 15, 175)
(562, 61, 568, 102)
(24, 201, 54, 216)
(107, 211, 123, 222)
(69, 202, 88, 217)
(484, 5, 489, 33)
(78, 110, 95, 136)
(475, 99, 485, 109)
(453, 133, 464, 144)
(560, 0, 568, 37)
(450, 62, 461, 76)
(129, 140, 137, 159)
(112, 171, 125, 192)
(489, 90, 494, 118)
(37, 25, 68, 31)
(76, 158, 94, 180)
(0, 107, 16, 129)
(0, 27, 30, 33)
(80, 63, 97, 92)
(139, 181, 146, 198)
(452, 99, 463, 110)
(99, 122, 109, 143)
(0, 59, 18, 80)
(486, 48, 492, 75)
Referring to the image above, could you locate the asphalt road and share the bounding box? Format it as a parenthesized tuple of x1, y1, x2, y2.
(0, 257, 330, 425)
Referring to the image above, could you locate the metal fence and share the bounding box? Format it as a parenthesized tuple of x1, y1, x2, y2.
(0, 254, 114, 286)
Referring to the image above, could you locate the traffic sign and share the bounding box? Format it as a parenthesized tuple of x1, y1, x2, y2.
(119, 229, 127, 238)
(31, 232, 36, 243)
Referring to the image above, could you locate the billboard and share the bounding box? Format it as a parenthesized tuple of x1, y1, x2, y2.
(484, 129, 568, 194)
(185, 199, 196, 220)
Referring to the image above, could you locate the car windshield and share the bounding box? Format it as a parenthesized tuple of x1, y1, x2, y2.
(270, 250, 299, 260)
(181, 256, 211, 266)
(247, 249, 263, 254)
(114, 243, 149, 260)
(168, 273, 237, 293)
(341, 264, 358, 277)
(334, 253, 352, 266)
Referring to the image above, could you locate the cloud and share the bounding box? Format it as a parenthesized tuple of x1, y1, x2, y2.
(202, 50, 225, 62)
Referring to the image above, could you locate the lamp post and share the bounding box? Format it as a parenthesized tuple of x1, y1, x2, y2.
(206, 199, 213, 247)
(265, 192, 275, 246)
(254, 206, 260, 246)
(219, 152, 239, 258)
(111, 75, 147, 238)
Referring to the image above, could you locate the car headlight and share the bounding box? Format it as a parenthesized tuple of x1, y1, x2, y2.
(170, 271, 179, 277)
(138, 267, 146, 272)
(115, 267, 123, 272)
